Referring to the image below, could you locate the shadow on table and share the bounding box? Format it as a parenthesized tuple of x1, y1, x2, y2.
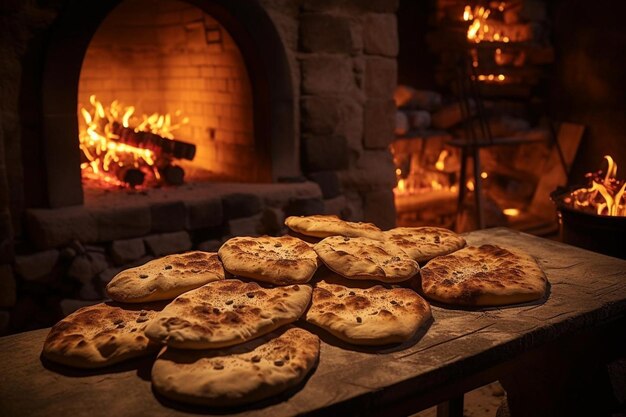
(40, 352, 155, 381)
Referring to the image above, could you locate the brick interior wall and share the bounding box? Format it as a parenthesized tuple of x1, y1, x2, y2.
(78, 0, 257, 181)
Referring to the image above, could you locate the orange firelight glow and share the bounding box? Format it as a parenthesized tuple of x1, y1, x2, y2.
(566, 155, 626, 216)
(78, 95, 188, 187)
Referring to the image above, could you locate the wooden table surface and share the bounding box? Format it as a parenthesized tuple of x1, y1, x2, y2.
(1, 228, 625, 417)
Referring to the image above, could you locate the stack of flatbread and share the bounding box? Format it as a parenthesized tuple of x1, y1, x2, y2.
(284, 216, 432, 346)
(41, 214, 548, 409)
(43, 247, 320, 408)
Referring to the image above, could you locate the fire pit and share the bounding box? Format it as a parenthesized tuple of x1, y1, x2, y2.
(551, 156, 626, 259)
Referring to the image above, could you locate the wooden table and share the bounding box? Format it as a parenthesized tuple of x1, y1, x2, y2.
(1, 228, 625, 417)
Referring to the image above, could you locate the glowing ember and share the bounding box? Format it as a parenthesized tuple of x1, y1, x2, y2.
(503, 208, 520, 216)
(79, 95, 189, 188)
(565, 155, 626, 216)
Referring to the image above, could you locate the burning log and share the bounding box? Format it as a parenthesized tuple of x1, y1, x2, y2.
(111, 122, 196, 161)
(159, 165, 185, 186)
(117, 167, 145, 188)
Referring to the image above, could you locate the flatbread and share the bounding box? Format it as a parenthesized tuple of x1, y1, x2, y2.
(314, 236, 419, 283)
(151, 327, 319, 407)
(145, 279, 312, 349)
(420, 245, 547, 306)
(218, 236, 319, 285)
(285, 215, 385, 240)
(384, 227, 466, 263)
(42, 302, 163, 368)
(306, 280, 431, 345)
(106, 251, 225, 303)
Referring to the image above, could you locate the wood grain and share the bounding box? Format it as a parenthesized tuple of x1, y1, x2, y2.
(1, 228, 625, 417)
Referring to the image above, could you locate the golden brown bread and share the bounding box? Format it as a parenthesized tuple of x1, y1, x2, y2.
(106, 251, 225, 303)
(384, 227, 466, 263)
(420, 244, 547, 306)
(285, 215, 385, 240)
(306, 280, 431, 345)
(151, 327, 319, 407)
(314, 236, 419, 283)
(144, 279, 312, 349)
(218, 236, 319, 285)
(42, 302, 163, 368)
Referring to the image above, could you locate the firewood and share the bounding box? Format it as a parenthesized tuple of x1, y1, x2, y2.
(159, 165, 185, 186)
(117, 167, 145, 187)
(111, 122, 196, 161)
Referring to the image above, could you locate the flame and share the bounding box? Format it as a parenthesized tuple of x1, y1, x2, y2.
(503, 208, 520, 216)
(568, 155, 626, 216)
(79, 95, 188, 188)
(463, 3, 512, 44)
(435, 150, 449, 171)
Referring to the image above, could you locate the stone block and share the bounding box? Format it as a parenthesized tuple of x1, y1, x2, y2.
(363, 188, 396, 230)
(259, 207, 285, 236)
(26, 207, 98, 249)
(222, 193, 262, 220)
(364, 57, 396, 99)
(323, 195, 348, 217)
(98, 266, 123, 285)
(301, 56, 355, 95)
(228, 214, 263, 237)
(302, 135, 349, 172)
(67, 252, 109, 284)
(14, 250, 60, 281)
(79, 280, 102, 301)
(300, 13, 354, 53)
(307, 171, 341, 199)
(338, 150, 396, 190)
(186, 197, 223, 229)
(301, 96, 363, 136)
(150, 201, 187, 233)
(363, 14, 398, 57)
(284, 198, 325, 217)
(110, 238, 146, 266)
(258, 182, 324, 208)
(301, 0, 399, 13)
(363, 99, 395, 149)
(0, 265, 16, 308)
(93, 205, 151, 242)
(196, 239, 222, 252)
(60, 299, 101, 317)
(145, 231, 192, 257)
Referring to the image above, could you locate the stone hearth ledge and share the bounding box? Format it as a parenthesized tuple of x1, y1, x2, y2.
(26, 182, 322, 249)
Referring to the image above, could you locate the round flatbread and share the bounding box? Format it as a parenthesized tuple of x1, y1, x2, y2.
(145, 279, 312, 349)
(106, 251, 225, 303)
(285, 215, 385, 240)
(151, 327, 319, 407)
(42, 302, 163, 368)
(218, 236, 319, 285)
(306, 280, 431, 345)
(314, 236, 419, 283)
(384, 227, 466, 263)
(420, 245, 548, 306)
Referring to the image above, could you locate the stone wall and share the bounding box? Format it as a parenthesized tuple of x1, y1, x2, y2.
(0, 0, 399, 335)
(259, 0, 399, 228)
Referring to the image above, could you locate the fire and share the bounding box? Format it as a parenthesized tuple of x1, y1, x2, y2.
(435, 150, 449, 171)
(79, 95, 188, 188)
(567, 155, 626, 216)
(503, 208, 520, 216)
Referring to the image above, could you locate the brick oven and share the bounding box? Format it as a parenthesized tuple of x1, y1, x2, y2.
(0, 0, 399, 333)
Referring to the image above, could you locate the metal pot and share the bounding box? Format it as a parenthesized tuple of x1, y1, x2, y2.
(551, 187, 626, 259)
